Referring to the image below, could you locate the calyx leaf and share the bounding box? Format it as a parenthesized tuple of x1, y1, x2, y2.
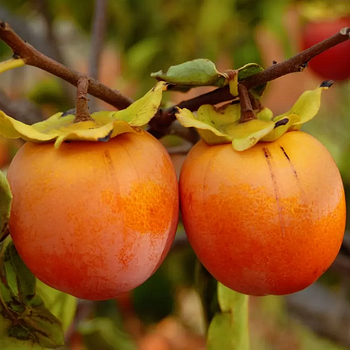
(175, 83, 330, 151)
(0, 237, 75, 348)
(0, 81, 168, 148)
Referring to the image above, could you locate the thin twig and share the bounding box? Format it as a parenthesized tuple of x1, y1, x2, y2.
(0, 21, 133, 110)
(75, 77, 92, 122)
(89, 0, 108, 111)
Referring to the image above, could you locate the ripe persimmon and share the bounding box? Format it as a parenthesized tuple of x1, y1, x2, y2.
(180, 131, 346, 296)
(7, 131, 179, 300)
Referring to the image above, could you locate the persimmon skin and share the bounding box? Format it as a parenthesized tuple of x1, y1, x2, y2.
(7, 131, 179, 300)
(180, 131, 346, 296)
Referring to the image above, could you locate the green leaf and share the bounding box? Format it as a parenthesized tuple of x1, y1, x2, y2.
(79, 317, 137, 350)
(207, 283, 249, 350)
(0, 171, 12, 243)
(238, 63, 266, 98)
(151, 59, 228, 90)
(36, 279, 77, 332)
(0, 237, 66, 349)
(2, 239, 36, 303)
(0, 81, 168, 148)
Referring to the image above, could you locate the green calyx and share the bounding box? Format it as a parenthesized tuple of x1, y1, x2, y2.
(176, 82, 331, 151)
(0, 81, 168, 148)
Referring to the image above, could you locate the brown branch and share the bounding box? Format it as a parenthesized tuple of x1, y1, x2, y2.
(89, 0, 108, 111)
(150, 26, 350, 138)
(75, 77, 92, 122)
(0, 20, 349, 141)
(238, 83, 255, 123)
(0, 21, 133, 111)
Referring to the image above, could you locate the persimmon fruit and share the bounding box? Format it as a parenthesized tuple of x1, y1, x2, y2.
(301, 17, 350, 81)
(180, 131, 346, 296)
(7, 131, 179, 300)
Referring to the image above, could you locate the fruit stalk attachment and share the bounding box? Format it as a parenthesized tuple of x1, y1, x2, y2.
(75, 77, 93, 123)
(238, 84, 256, 123)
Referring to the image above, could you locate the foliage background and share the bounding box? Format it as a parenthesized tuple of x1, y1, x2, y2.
(0, 0, 350, 349)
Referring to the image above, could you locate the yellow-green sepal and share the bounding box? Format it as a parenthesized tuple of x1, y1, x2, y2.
(175, 107, 232, 144)
(0, 81, 168, 148)
(176, 82, 330, 151)
(230, 120, 275, 151)
(262, 82, 331, 141)
(0, 58, 25, 74)
(176, 103, 274, 151)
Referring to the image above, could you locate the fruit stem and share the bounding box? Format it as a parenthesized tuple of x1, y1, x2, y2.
(75, 77, 93, 123)
(238, 84, 256, 123)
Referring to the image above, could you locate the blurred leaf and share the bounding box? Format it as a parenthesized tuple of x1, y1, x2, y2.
(133, 266, 174, 324)
(79, 317, 137, 350)
(36, 279, 77, 332)
(258, 0, 293, 58)
(126, 37, 162, 77)
(28, 79, 71, 111)
(0, 237, 66, 348)
(0, 170, 12, 242)
(151, 59, 228, 90)
(207, 284, 249, 350)
(194, 260, 219, 328)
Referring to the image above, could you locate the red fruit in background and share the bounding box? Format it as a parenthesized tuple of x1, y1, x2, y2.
(301, 17, 350, 81)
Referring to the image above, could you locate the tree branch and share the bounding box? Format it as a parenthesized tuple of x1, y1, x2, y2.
(0, 21, 133, 110)
(0, 20, 349, 141)
(150, 26, 350, 138)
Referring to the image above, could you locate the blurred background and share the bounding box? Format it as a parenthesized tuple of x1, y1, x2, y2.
(1, 0, 350, 349)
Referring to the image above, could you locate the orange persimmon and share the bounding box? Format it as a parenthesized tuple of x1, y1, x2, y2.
(7, 131, 179, 300)
(179, 131, 346, 296)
